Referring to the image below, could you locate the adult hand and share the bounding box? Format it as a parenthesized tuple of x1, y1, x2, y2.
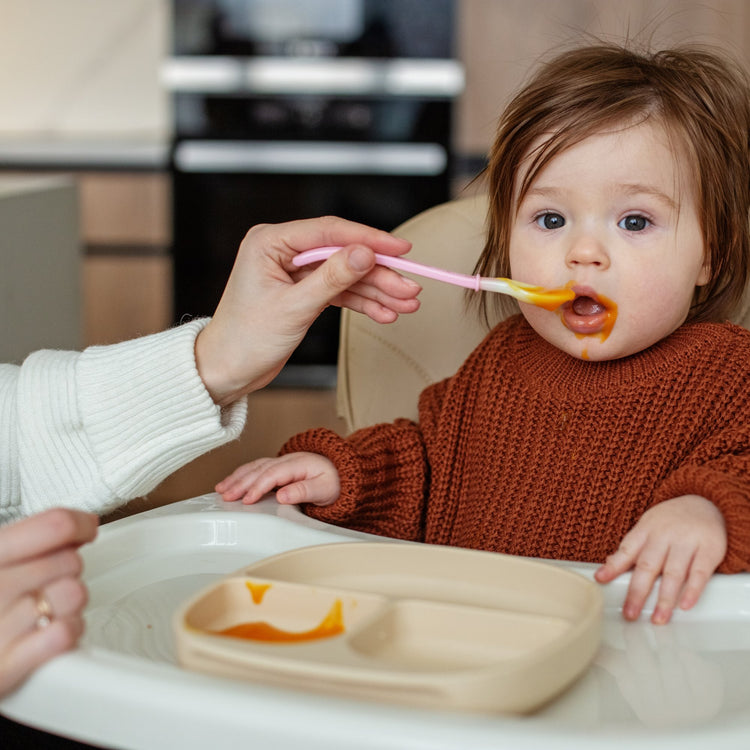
(0, 508, 98, 698)
(195, 216, 421, 406)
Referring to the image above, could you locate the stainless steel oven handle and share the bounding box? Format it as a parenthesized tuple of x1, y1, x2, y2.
(173, 140, 447, 176)
(162, 56, 464, 98)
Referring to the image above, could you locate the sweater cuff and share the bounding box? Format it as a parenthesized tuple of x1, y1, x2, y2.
(280, 428, 367, 525)
(657, 467, 750, 573)
(77, 319, 247, 501)
(280, 424, 426, 540)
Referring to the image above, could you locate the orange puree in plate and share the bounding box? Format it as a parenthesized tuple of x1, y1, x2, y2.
(216, 598, 345, 643)
(245, 580, 271, 604)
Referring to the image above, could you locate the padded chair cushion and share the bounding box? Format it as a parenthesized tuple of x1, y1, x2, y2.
(337, 194, 490, 432)
(336, 194, 750, 432)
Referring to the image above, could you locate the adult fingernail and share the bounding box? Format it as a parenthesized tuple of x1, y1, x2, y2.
(348, 246, 373, 272)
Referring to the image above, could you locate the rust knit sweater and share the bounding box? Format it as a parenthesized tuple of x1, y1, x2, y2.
(281, 315, 750, 572)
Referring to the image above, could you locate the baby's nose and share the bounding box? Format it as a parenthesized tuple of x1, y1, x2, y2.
(565, 234, 610, 268)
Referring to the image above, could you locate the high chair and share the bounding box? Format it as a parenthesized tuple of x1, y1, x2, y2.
(336, 194, 750, 433)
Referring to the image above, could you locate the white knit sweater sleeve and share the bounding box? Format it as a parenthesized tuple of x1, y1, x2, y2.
(0, 319, 247, 524)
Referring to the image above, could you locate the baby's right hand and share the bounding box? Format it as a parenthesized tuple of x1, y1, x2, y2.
(215, 452, 340, 507)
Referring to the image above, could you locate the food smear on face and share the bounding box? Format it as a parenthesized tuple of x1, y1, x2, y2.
(215, 599, 345, 643)
(561, 290, 617, 341)
(245, 580, 271, 604)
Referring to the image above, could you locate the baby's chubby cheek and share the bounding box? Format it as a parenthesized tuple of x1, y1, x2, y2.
(625, 283, 692, 338)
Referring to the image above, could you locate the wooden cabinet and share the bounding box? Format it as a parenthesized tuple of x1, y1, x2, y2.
(79, 172, 173, 346)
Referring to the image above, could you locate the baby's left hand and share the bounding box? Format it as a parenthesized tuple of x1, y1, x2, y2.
(594, 495, 726, 625)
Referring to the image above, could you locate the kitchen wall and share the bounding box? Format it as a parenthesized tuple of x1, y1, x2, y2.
(456, 0, 750, 158)
(3, 1, 750, 153)
(0, 0, 169, 138)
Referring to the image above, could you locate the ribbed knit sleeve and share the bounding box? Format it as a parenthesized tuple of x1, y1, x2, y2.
(654, 426, 750, 573)
(280, 418, 430, 541)
(0, 319, 247, 523)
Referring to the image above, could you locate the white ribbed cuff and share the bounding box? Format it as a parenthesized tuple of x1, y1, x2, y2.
(15, 349, 108, 516)
(77, 319, 247, 501)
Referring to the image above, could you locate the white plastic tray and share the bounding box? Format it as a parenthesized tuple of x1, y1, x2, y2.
(2, 493, 750, 749)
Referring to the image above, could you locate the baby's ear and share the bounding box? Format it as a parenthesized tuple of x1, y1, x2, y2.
(695, 257, 711, 287)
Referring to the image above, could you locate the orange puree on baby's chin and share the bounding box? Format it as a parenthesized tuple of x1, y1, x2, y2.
(567, 294, 618, 360)
(596, 294, 618, 340)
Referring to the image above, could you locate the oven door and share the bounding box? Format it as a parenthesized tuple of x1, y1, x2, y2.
(171, 139, 451, 385)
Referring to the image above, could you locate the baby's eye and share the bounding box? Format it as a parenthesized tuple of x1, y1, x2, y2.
(535, 212, 565, 230)
(618, 214, 650, 231)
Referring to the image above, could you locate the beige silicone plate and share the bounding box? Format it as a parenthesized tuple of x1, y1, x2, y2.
(174, 542, 603, 714)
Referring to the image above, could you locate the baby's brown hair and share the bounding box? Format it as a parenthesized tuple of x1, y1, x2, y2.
(471, 44, 750, 326)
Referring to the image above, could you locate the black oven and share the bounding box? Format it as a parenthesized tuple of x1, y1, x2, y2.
(166, 0, 463, 385)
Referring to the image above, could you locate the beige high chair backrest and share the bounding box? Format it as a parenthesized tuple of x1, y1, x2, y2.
(336, 194, 750, 434)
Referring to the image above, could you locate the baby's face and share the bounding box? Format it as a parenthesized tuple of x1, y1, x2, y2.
(509, 121, 709, 360)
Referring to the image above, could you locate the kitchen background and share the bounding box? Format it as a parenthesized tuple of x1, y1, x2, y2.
(1, 0, 748, 514)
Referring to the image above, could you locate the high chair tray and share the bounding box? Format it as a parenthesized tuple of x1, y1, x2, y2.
(174, 542, 603, 713)
(4, 494, 750, 750)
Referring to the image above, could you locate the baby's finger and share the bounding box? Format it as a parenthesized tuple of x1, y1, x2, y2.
(276, 475, 338, 506)
(237, 459, 312, 505)
(622, 543, 668, 621)
(217, 458, 275, 487)
(679, 547, 722, 611)
(651, 545, 694, 625)
(594, 533, 643, 583)
(216, 460, 277, 500)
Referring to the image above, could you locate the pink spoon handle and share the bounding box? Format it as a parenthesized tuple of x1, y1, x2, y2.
(292, 246, 481, 291)
(293, 246, 576, 312)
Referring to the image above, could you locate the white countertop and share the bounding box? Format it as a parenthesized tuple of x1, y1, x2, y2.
(0, 173, 75, 197)
(0, 137, 170, 170)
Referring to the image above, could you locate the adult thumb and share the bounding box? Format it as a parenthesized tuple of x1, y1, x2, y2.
(303, 245, 376, 304)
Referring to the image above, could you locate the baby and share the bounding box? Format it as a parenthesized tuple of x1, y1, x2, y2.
(217, 44, 750, 625)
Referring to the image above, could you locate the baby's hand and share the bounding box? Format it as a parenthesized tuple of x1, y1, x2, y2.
(594, 495, 726, 625)
(215, 452, 340, 507)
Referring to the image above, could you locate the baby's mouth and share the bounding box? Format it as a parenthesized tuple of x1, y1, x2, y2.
(562, 289, 616, 337)
(571, 295, 606, 317)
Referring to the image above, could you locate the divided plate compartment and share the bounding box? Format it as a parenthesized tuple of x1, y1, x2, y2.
(174, 542, 603, 714)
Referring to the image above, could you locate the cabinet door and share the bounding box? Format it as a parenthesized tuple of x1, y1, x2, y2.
(80, 172, 172, 345)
